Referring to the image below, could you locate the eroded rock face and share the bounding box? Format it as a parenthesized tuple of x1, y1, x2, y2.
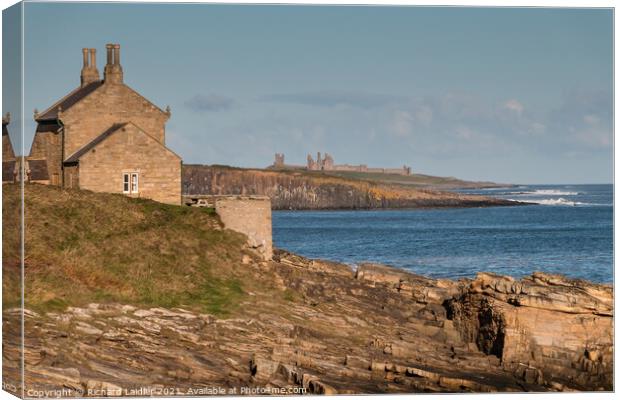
(446, 272, 613, 390)
(182, 165, 520, 210)
(2, 252, 613, 396)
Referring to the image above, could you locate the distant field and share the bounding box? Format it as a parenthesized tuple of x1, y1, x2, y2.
(317, 170, 508, 189)
(264, 164, 510, 189)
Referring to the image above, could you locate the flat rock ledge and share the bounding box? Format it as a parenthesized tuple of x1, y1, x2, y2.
(3, 250, 613, 396)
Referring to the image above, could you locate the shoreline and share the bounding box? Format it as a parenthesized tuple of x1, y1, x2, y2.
(3, 184, 612, 394)
(269, 199, 532, 211)
(3, 250, 613, 394)
(272, 248, 614, 285)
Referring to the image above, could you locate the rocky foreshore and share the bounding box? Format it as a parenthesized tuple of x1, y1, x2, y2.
(2, 250, 613, 396)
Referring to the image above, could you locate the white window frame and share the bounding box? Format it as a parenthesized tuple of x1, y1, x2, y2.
(123, 172, 139, 194)
(123, 173, 130, 193)
(131, 173, 139, 194)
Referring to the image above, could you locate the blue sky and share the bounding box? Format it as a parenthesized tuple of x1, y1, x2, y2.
(3, 3, 613, 184)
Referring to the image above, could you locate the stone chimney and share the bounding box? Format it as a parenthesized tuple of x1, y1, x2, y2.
(80, 48, 100, 87)
(103, 43, 123, 84)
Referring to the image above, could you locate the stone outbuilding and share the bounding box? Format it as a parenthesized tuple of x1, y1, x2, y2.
(3, 113, 49, 184)
(2, 113, 19, 183)
(29, 44, 181, 204)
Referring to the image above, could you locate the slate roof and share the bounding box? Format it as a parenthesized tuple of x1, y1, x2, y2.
(64, 123, 127, 164)
(36, 81, 104, 121)
(2, 160, 15, 182)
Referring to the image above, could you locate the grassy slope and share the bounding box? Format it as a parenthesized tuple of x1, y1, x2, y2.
(320, 170, 505, 189)
(262, 165, 507, 189)
(2, 184, 276, 316)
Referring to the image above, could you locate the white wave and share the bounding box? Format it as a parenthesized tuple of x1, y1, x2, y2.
(509, 198, 611, 207)
(509, 197, 588, 206)
(535, 198, 580, 206)
(516, 189, 581, 196)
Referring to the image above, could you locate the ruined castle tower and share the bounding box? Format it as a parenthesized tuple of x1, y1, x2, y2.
(323, 153, 334, 170)
(274, 153, 285, 168)
(29, 44, 181, 204)
(307, 153, 316, 170)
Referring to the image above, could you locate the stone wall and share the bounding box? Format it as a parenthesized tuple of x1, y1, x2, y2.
(61, 83, 169, 157)
(204, 196, 273, 260)
(331, 164, 368, 172)
(77, 123, 181, 204)
(63, 164, 79, 189)
(2, 121, 16, 183)
(28, 130, 63, 185)
(2, 132, 15, 161)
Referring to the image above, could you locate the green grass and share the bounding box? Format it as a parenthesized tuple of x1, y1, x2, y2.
(193, 276, 245, 316)
(321, 170, 502, 188)
(2, 184, 257, 316)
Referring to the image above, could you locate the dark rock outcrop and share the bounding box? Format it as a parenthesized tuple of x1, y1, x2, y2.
(446, 272, 613, 390)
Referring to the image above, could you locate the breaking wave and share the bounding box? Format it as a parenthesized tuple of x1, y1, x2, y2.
(508, 197, 578, 206)
(533, 198, 580, 206)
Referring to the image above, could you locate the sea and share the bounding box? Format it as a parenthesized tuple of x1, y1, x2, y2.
(272, 184, 613, 283)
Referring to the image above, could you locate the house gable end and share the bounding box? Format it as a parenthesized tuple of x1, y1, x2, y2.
(65, 122, 180, 164)
(75, 121, 182, 205)
(60, 83, 170, 156)
(36, 81, 104, 121)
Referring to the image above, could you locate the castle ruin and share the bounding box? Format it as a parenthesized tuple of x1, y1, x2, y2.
(272, 152, 412, 176)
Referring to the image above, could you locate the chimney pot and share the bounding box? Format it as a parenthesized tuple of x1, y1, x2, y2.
(82, 48, 89, 67)
(89, 48, 97, 69)
(113, 44, 120, 65)
(81, 47, 99, 86)
(104, 43, 123, 84)
(106, 44, 114, 65)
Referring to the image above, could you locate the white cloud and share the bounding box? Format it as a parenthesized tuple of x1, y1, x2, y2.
(503, 99, 524, 115)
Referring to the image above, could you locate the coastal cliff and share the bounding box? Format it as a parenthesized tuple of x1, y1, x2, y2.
(2, 184, 612, 394)
(182, 165, 518, 210)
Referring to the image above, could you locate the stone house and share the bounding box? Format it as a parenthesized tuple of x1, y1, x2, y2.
(30, 44, 181, 204)
(2, 113, 16, 183)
